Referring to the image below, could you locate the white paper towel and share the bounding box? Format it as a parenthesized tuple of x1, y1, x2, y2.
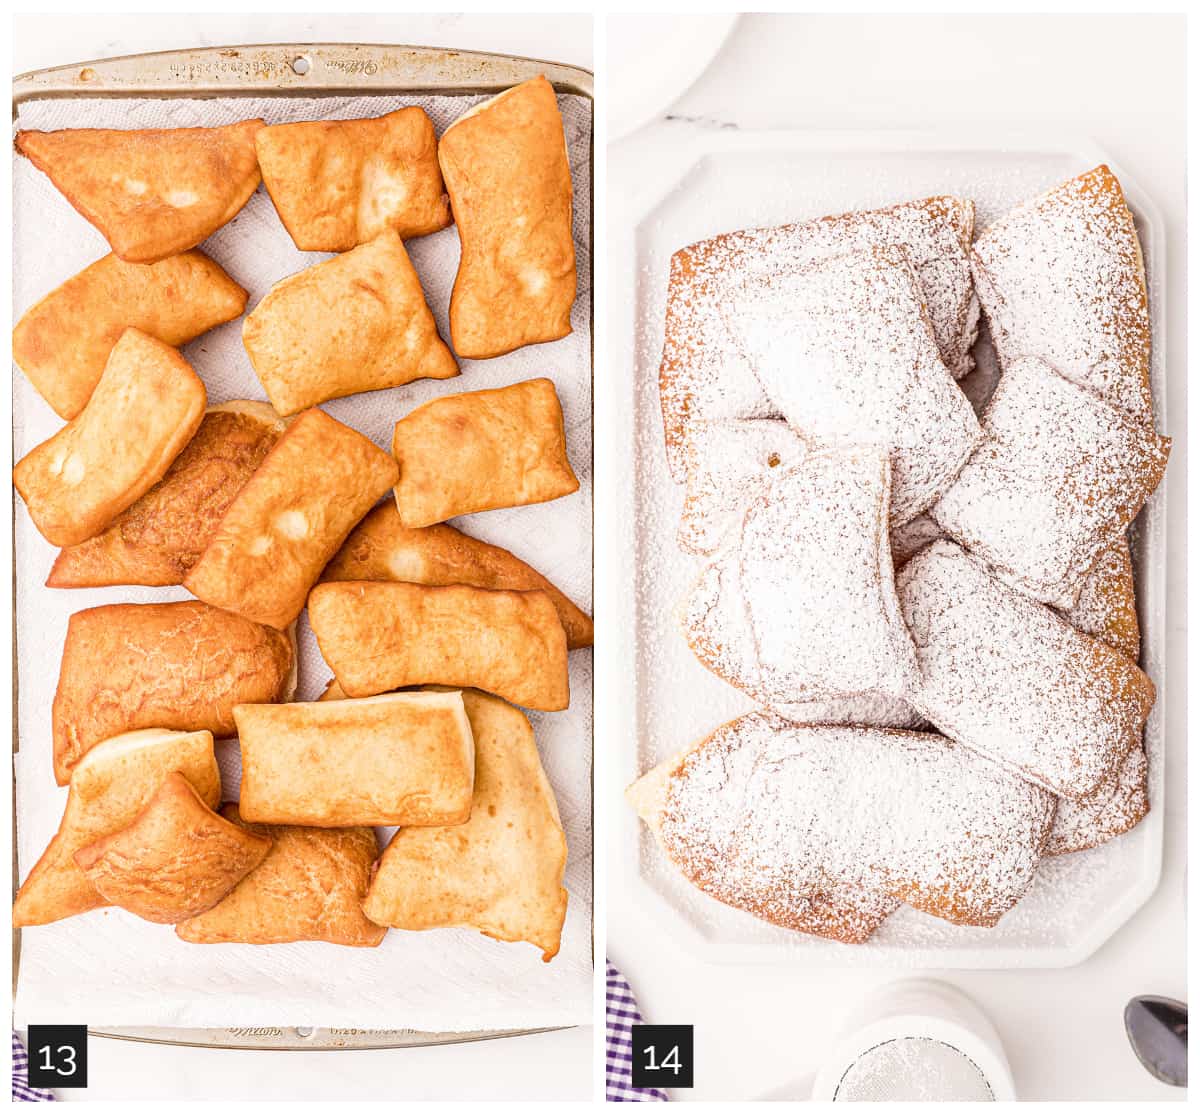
(12, 91, 592, 1031)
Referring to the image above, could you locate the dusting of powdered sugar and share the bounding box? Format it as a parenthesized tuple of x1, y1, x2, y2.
(972, 164, 1152, 422)
(930, 357, 1170, 608)
(658, 195, 978, 480)
(677, 418, 807, 556)
(657, 716, 1057, 929)
(1057, 538, 1141, 660)
(897, 541, 1155, 800)
(740, 446, 919, 698)
(723, 246, 983, 525)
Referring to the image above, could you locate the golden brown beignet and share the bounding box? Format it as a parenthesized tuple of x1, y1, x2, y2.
(256, 108, 452, 251)
(438, 76, 576, 358)
(13, 252, 246, 420)
(235, 691, 475, 827)
(391, 377, 579, 527)
(183, 407, 399, 629)
(322, 502, 593, 649)
(74, 772, 271, 924)
(12, 729, 220, 927)
(362, 689, 568, 961)
(52, 600, 294, 786)
(16, 120, 264, 264)
(13, 328, 207, 547)
(309, 580, 570, 710)
(175, 805, 387, 946)
(242, 232, 458, 416)
(48, 402, 286, 589)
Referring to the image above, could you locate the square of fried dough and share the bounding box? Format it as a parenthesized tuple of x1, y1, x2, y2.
(391, 377, 578, 527)
(931, 357, 1169, 608)
(13, 251, 246, 420)
(74, 771, 271, 924)
(13, 328, 206, 547)
(627, 735, 899, 944)
(362, 688, 568, 962)
(175, 805, 386, 946)
(897, 541, 1154, 799)
(242, 232, 457, 415)
(724, 245, 982, 526)
(12, 729, 220, 927)
(659, 194, 977, 481)
(235, 691, 475, 827)
(184, 407, 399, 629)
(322, 501, 592, 649)
(256, 107, 451, 251)
(48, 402, 286, 590)
(52, 600, 294, 785)
(971, 164, 1152, 423)
(309, 580, 570, 711)
(16, 120, 264, 264)
(438, 76, 576, 358)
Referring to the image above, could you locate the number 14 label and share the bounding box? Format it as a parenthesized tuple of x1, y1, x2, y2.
(631, 1024, 694, 1089)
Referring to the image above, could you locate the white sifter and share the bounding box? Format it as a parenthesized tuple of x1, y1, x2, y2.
(811, 980, 1016, 1102)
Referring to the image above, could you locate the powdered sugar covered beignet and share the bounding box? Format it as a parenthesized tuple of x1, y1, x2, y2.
(641, 715, 1055, 929)
(627, 730, 900, 944)
(1047, 744, 1149, 856)
(740, 446, 919, 698)
(1058, 539, 1141, 661)
(680, 554, 923, 729)
(725, 246, 982, 525)
(898, 541, 1154, 799)
(931, 358, 1169, 608)
(972, 165, 1151, 423)
(659, 195, 977, 480)
(677, 419, 806, 555)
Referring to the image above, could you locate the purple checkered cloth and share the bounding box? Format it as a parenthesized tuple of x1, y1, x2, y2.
(12, 1033, 56, 1102)
(606, 961, 669, 1102)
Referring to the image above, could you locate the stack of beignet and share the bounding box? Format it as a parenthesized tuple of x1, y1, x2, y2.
(636, 165, 1169, 944)
(14, 79, 587, 965)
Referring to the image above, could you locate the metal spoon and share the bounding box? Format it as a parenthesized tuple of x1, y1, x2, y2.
(1124, 996, 1187, 1086)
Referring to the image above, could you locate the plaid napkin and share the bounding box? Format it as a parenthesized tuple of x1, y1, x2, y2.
(12, 1033, 55, 1102)
(606, 961, 669, 1102)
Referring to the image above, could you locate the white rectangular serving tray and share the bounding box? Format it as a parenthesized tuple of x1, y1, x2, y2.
(609, 130, 1167, 967)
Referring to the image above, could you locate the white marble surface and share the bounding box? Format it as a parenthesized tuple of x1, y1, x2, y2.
(12, 11, 593, 1103)
(607, 13, 1186, 1103)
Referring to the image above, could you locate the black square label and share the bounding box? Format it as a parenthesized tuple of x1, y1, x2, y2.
(26, 1026, 88, 1089)
(631, 1024, 693, 1089)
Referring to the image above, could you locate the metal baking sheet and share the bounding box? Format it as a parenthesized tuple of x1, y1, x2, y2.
(11, 41, 592, 1051)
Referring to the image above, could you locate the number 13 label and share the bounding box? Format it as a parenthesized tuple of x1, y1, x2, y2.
(26, 1025, 88, 1089)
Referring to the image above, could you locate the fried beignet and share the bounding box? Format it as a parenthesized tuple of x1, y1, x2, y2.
(256, 107, 451, 251)
(627, 732, 900, 944)
(1047, 744, 1149, 856)
(13, 252, 246, 420)
(309, 580, 570, 710)
(16, 119, 264, 264)
(438, 76, 576, 358)
(659, 195, 977, 480)
(725, 245, 982, 525)
(362, 689, 568, 962)
(391, 378, 579, 527)
(14, 328, 207, 547)
(52, 600, 294, 785)
(633, 715, 1055, 930)
(183, 407, 399, 629)
(175, 805, 386, 946)
(12, 729, 219, 927)
(74, 772, 271, 924)
(897, 541, 1154, 799)
(931, 357, 1169, 608)
(322, 501, 592, 649)
(235, 691, 475, 827)
(48, 402, 286, 589)
(1058, 538, 1142, 661)
(242, 232, 457, 415)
